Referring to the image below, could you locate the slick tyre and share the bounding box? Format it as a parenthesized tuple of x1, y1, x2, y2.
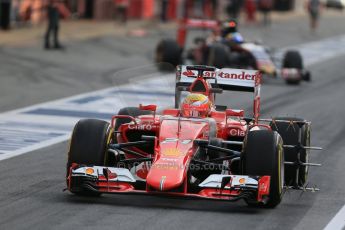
(207, 43, 230, 68)
(283, 50, 303, 85)
(155, 39, 181, 70)
(283, 50, 303, 69)
(270, 117, 310, 187)
(67, 119, 112, 196)
(243, 130, 285, 208)
(302, 71, 311, 82)
(114, 107, 154, 155)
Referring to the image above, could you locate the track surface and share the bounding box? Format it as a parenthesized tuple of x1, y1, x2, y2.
(1, 14, 345, 230)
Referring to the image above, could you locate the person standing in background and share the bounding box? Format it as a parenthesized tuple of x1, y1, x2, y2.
(306, 0, 321, 32)
(244, 0, 256, 23)
(11, 0, 21, 27)
(258, 0, 273, 26)
(210, 0, 218, 19)
(161, 0, 169, 22)
(226, 0, 243, 20)
(44, 0, 62, 49)
(114, 0, 129, 23)
(194, 0, 205, 18)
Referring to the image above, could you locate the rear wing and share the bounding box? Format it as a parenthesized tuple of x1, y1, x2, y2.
(176, 65, 261, 92)
(177, 19, 220, 47)
(175, 65, 262, 122)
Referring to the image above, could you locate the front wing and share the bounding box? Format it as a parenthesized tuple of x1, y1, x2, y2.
(67, 165, 271, 203)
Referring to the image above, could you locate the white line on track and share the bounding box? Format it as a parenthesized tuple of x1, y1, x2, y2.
(324, 205, 345, 230)
(0, 74, 175, 161)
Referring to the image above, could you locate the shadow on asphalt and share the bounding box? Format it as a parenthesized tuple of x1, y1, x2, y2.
(60, 192, 265, 214)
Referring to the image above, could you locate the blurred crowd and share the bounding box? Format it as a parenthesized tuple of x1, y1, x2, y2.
(0, 0, 324, 33)
(0, 0, 298, 30)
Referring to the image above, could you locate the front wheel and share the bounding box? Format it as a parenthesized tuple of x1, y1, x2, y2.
(67, 119, 112, 196)
(243, 130, 285, 208)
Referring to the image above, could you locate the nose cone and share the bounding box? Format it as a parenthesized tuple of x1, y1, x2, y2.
(146, 159, 185, 191)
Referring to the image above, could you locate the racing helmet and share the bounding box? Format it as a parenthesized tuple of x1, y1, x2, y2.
(181, 93, 212, 118)
(221, 20, 238, 37)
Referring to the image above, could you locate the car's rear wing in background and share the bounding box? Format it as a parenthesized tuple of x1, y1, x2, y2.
(175, 65, 262, 122)
(177, 19, 219, 47)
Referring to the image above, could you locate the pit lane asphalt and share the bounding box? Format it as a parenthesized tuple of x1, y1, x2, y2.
(1, 14, 345, 230)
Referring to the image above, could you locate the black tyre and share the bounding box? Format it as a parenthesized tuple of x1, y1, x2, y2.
(270, 117, 310, 187)
(114, 107, 154, 155)
(207, 43, 230, 68)
(302, 70, 311, 82)
(282, 50, 303, 84)
(283, 50, 303, 69)
(243, 130, 284, 208)
(67, 119, 112, 195)
(155, 39, 181, 70)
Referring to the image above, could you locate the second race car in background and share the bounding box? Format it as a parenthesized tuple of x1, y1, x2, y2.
(156, 19, 311, 85)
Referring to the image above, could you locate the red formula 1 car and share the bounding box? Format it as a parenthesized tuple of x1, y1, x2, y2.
(66, 65, 321, 208)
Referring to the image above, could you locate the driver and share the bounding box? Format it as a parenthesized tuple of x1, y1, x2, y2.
(221, 20, 244, 46)
(181, 93, 212, 118)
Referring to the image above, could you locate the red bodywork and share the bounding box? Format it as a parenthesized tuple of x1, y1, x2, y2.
(68, 67, 271, 202)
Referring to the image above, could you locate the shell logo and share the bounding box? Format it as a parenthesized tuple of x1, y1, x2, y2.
(162, 148, 182, 157)
(184, 94, 208, 105)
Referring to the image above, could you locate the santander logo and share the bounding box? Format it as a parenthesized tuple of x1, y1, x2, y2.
(182, 69, 257, 81)
(182, 70, 195, 77)
(218, 71, 256, 80)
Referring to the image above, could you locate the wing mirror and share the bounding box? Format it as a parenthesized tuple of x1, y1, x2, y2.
(226, 109, 244, 117)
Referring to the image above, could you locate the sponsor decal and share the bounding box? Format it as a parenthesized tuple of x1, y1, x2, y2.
(182, 70, 196, 77)
(218, 71, 256, 80)
(161, 138, 178, 144)
(152, 163, 179, 170)
(182, 69, 258, 81)
(161, 157, 178, 162)
(128, 124, 157, 130)
(229, 128, 245, 136)
(181, 139, 192, 144)
(162, 148, 182, 157)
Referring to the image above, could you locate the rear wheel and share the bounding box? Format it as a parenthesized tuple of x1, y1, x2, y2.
(243, 130, 284, 208)
(283, 50, 303, 69)
(207, 43, 230, 68)
(67, 119, 112, 196)
(155, 39, 181, 70)
(270, 117, 310, 187)
(283, 50, 303, 85)
(302, 70, 311, 82)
